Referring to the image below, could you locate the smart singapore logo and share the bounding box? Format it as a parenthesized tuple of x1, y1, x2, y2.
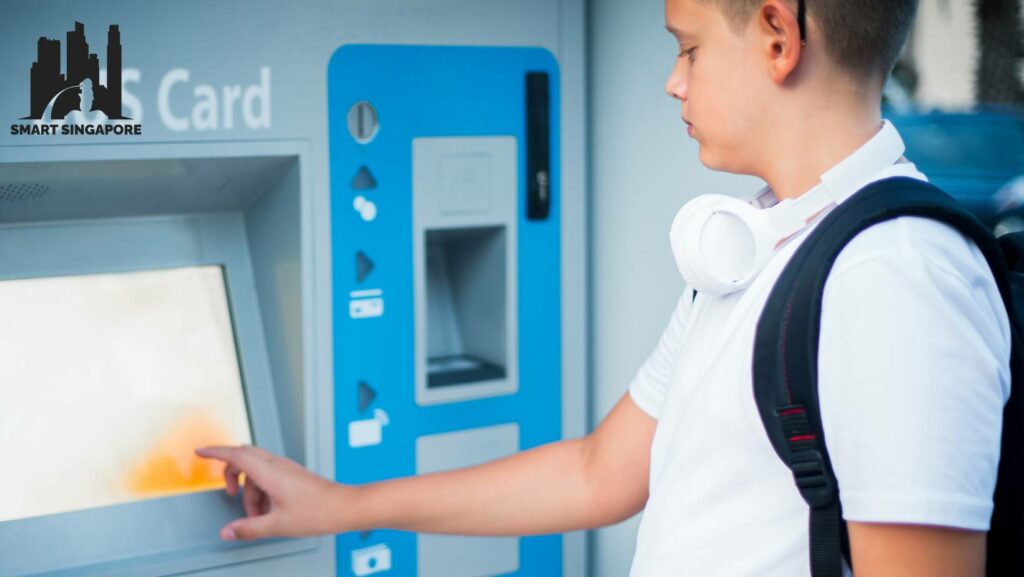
(13, 21, 142, 136)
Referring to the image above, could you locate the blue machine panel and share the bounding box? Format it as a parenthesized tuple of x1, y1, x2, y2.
(327, 45, 562, 577)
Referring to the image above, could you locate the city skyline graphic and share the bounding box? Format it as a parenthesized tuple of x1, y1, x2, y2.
(25, 21, 127, 120)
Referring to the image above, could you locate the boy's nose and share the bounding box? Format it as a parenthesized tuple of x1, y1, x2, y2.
(664, 63, 686, 100)
(664, 80, 677, 99)
(664, 76, 686, 101)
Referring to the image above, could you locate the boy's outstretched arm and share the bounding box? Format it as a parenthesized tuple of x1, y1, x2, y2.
(196, 391, 656, 541)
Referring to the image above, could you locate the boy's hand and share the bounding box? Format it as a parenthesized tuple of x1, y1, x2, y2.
(195, 445, 351, 541)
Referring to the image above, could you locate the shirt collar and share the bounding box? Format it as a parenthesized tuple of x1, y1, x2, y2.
(751, 119, 907, 209)
(819, 119, 906, 204)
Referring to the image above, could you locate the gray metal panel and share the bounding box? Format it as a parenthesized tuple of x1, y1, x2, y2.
(0, 0, 564, 146)
(417, 535, 519, 577)
(245, 159, 306, 463)
(554, 1, 589, 575)
(0, 156, 294, 225)
(0, 142, 334, 576)
(0, 213, 297, 576)
(415, 424, 520, 577)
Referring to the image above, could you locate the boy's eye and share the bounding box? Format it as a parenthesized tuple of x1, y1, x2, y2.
(677, 47, 697, 63)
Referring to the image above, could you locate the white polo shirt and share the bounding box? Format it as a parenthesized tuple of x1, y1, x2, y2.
(626, 121, 1012, 577)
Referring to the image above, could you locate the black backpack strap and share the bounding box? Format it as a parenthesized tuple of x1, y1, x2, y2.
(753, 176, 1014, 577)
(989, 232, 1024, 575)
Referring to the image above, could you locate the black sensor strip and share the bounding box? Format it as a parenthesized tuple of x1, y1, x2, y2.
(526, 72, 550, 221)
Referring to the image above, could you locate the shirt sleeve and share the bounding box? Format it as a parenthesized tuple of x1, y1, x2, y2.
(818, 216, 1012, 531)
(628, 289, 695, 420)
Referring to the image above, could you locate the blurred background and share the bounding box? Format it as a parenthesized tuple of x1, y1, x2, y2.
(589, 0, 1024, 574)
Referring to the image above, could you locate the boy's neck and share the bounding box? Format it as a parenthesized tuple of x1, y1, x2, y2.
(760, 95, 884, 202)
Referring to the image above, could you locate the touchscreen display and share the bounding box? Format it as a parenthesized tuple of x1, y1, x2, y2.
(0, 265, 253, 522)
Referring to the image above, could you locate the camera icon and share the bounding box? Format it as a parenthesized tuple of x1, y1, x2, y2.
(351, 543, 392, 576)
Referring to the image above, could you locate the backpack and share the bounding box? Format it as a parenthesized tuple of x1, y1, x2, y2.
(752, 176, 1024, 576)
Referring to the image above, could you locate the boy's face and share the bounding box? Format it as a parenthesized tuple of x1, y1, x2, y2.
(664, 0, 772, 174)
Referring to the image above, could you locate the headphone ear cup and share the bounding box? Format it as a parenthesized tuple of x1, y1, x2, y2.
(670, 194, 736, 293)
(672, 187, 834, 296)
(700, 200, 773, 291)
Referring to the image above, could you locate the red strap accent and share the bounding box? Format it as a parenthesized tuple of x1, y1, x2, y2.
(789, 434, 817, 443)
(779, 407, 806, 417)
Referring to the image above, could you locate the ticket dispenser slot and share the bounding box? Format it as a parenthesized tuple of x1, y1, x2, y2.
(425, 226, 507, 388)
(414, 137, 519, 406)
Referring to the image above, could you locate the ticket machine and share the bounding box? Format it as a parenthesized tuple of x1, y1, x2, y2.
(0, 2, 586, 576)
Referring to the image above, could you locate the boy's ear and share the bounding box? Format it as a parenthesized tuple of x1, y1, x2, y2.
(757, 0, 804, 84)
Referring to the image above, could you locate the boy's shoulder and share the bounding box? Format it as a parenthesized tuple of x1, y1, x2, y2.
(830, 213, 990, 284)
(819, 205, 1010, 369)
(824, 162, 992, 287)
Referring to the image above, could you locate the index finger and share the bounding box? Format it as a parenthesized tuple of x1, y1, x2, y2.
(195, 445, 272, 484)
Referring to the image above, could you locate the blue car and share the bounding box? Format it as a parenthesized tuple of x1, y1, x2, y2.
(887, 110, 1024, 230)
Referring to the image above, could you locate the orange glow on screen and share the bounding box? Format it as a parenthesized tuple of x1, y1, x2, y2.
(124, 411, 235, 497)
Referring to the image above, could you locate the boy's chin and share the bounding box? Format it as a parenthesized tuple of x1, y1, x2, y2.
(696, 145, 729, 171)
(697, 145, 748, 175)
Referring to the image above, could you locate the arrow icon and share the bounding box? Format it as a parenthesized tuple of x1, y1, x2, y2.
(356, 251, 374, 283)
(351, 166, 377, 191)
(358, 380, 377, 413)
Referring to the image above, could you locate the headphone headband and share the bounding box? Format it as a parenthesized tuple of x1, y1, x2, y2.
(669, 121, 908, 296)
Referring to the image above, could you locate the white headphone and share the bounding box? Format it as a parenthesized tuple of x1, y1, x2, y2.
(669, 185, 837, 296)
(668, 121, 906, 296)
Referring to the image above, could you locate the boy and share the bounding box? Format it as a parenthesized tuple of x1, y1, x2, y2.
(198, 0, 1011, 574)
